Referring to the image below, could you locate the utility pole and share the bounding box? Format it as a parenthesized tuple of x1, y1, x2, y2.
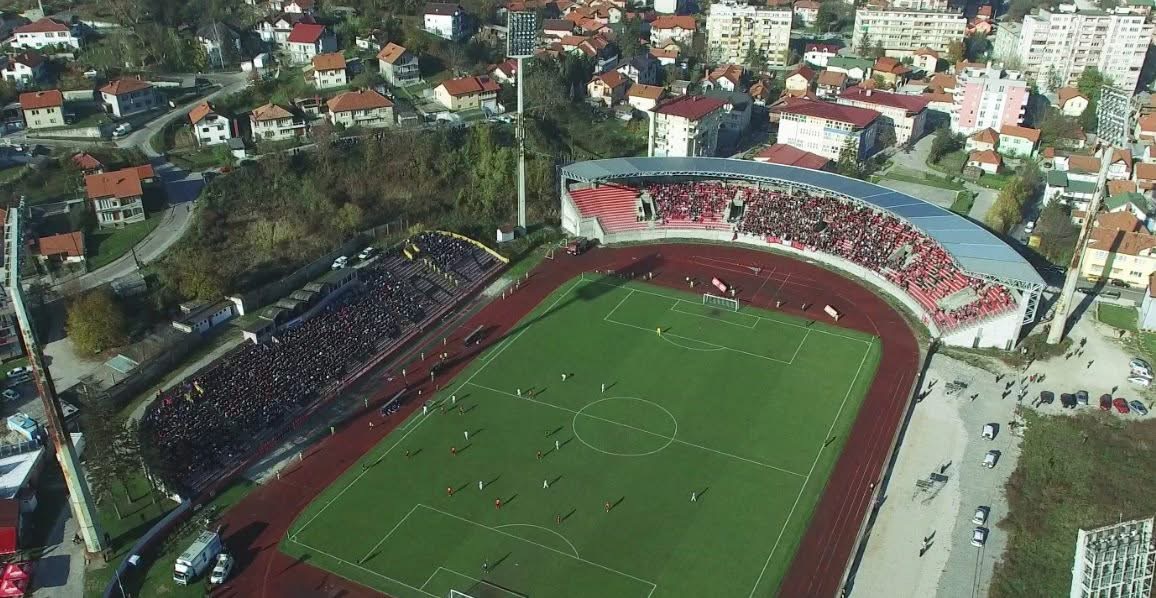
(5, 200, 105, 553)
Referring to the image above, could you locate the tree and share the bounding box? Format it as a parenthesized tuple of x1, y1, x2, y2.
(66, 289, 128, 355)
(857, 32, 873, 55)
(836, 138, 862, 178)
(947, 39, 965, 65)
(965, 34, 991, 61)
(985, 178, 1029, 233)
(871, 40, 887, 60)
(1044, 65, 1061, 93)
(928, 127, 963, 163)
(1035, 201, 1080, 266)
(877, 123, 897, 150)
(617, 17, 645, 59)
(744, 41, 767, 73)
(1038, 108, 1084, 147)
(815, 2, 850, 33)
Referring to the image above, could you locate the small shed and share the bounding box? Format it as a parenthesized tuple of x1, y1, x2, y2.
(496, 225, 515, 243)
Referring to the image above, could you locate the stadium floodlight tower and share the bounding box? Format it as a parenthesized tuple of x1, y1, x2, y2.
(1047, 85, 1131, 344)
(4, 200, 105, 553)
(507, 10, 538, 230)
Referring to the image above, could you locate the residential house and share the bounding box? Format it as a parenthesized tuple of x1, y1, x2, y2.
(327, 89, 394, 128)
(488, 59, 517, 84)
(649, 95, 727, 157)
(286, 23, 336, 65)
(748, 78, 774, 105)
(1136, 113, 1156, 142)
(836, 87, 928, 146)
(84, 165, 155, 228)
(803, 43, 840, 68)
(256, 13, 314, 46)
(773, 98, 881, 161)
(705, 0, 793, 68)
(1136, 162, 1156, 192)
(1104, 191, 1150, 222)
(827, 55, 873, 81)
(18, 90, 62, 130)
(189, 103, 231, 147)
(435, 75, 501, 112)
(282, 0, 316, 13)
(703, 64, 744, 92)
(816, 70, 848, 98)
(36, 232, 84, 264)
(952, 63, 1028, 135)
(1057, 87, 1088, 117)
(793, 0, 820, 27)
(967, 149, 1001, 174)
(852, 8, 965, 56)
(196, 22, 241, 68)
(543, 19, 574, 40)
(1, 51, 43, 89)
(425, 3, 468, 41)
(627, 84, 664, 112)
(310, 53, 347, 89)
(1045, 153, 1101, 208)
(752, 143, 832, 170)
(650, 15, 696, 46)
(650, 47, 679, 66)
(587, 70, 629, 106)
(784, 66, 814, 96)
(872, 57, 912, 89)
(616, 53, 661, 85)
(997, 125, 1039, 158)
(72, 153, 103, 174)
(250, 103, 305, 141)
(965, 127, 999, 152)
(1108, 148, 1134, 181)
(1080, 211, 1156, 288)
(12, 18, 79, 51)
(575, 36, 618, 72)
(100, 78, 162, 118)
(912, 47, 939, 73)
(378, 43, 421, 87)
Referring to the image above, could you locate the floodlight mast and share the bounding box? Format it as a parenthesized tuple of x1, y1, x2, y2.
(5, 200, 105, 553)
(507, 11, 538, 230)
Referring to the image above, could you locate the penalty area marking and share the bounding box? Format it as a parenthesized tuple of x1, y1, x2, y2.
(287, 536, 439, 598)
(494, 523, 581, 558)
(418, 566, 525, 597)
(669, 299, 759, 329)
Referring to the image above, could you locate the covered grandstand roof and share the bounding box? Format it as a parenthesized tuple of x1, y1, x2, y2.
(561, 157, 1044, 285)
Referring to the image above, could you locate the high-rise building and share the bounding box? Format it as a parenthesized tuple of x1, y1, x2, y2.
(852, 8, 966, 56)
(649, 95, 727, 157)
(994, 5, 1154, 93)
(952, 64, 1030, 134)
(706, 0, 793, 68)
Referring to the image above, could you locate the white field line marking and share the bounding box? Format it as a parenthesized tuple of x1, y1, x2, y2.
(604, 315, 794, 365)
(495, 523, 581, 558)
(603, 288, 636, 322)
(584, 277, 870, 345)
(419, 503, 657, 596)
(419, 567, 442, 592)
(288, 537, 439, 598)
(746, 341, 875, 598)
(669, 299, 758, 329)
(294, 278, 588, 537)
(421, 566, 524, 597)
(468, 381, 807, 479)
(359, 504, 421, 563)
(789, 329, 811, 364)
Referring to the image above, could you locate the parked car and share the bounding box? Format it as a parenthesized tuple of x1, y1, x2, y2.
(982, 450, 1000, 468)
(1114, 398, 1131, 414)
(6, 366, 30, 379)
(331, 256, 349, 270)
(1131, 357, 1151, 371)
(1, 389, 18, 402)
(1109, 279, 1130, 288)
(209, 552, 233, 585)
(972, 527, 988, 547)
(972, 506, 989, 525)
(1060, 393, 1077, 408)
(1076, 390, 1089, 406)
(112, 122, 132, 137)
(1023, 220, 1035, 234)
(357, 246, 375, 261)
(982, 424, 996, 440)
(1130, 400, 1149, 416)
(1128, 375, 1151, 387)
(1100, 394, 1113, 411)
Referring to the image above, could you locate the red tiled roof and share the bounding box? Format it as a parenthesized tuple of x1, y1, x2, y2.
(327, 89, 392, 112)
(794, 0, 820, 9)
(968, 149, 1001, 165)
(1138, 113, 1156, 133)
(805, 43, 839, 54)
(312, 52, 346, 71)
(1000, 124, 1041, 143)
(7, 51, 42, 68)
(251, 103, 294, 121)
(970, 127, 999, 145)
(377, 42, 410, 64)
(839, 87, 929, 113)
(37, 231, 84, 258)
(1057, 86, 1085, 107)
(85, 167, 145, 200)
(439, 75, 501, 97)
(929, 73, 956, 92)
(788, 65, 815, 82)
(775, 97, 879, 128)
(595, 70, 627, 88)
(425, 2, 462, 16)
(188, 102, 213, 125)
(18, 89, 61, 110)
(1068, 154, 1100, 173)
(817, 70, 846, 87)
(1112, 148, 1133, 169)
(753, 143, 830, 170)
(100, 78, 152, 95)
(1108, 179, 1137, 195)
(628, 83, 664, 100)
(1135, 162, 1156, 181)
(650, 47, 678, 60)
(15, 18, 68, 34)
(651, 15, 695, 30)
(913, 46, 939, 58)
(71, 153, 102, 170)
(873, 57, 910, 75)
(1088, 216, 1156, 256)
(654, 94, 727, 120)
(287, 23, 326, 44)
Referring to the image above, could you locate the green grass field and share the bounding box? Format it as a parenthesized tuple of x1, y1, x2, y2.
(283, 275, 882, 598)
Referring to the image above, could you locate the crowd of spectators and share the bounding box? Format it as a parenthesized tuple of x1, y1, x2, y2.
(141, 233, 496, 491)
(646, 182, 733, 224)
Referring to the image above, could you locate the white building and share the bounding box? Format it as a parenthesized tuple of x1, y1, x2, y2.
(250, 103, 305, 141)
(952, 63, 1029, 135)
(310, 53, 347, 89)
(994, 6, 1154, 93)
(650, 15, 696, 46)
(286, 23, 336, 65)
(852, 8, 966, 56)
(100, 79, 163, 118)
(1070, 517, 1155, 598)
(649, 95, 727, 158)
(774, 98, 881, 161)
(326, 90, 394, 129)
(425, 2, 467, 41)
(1, 52, 43, 89)
(188, 102, 231, 147)
(837, 87, 929, 146)
(706, 0, 793, 68)
(11, 18, 79, 51)
(378, 43, 421, 87)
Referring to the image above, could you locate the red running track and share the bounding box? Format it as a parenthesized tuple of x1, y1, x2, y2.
(210, 244, 919, 598)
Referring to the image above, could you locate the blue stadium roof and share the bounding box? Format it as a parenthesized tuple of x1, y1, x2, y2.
(561, 157, 1045, 286)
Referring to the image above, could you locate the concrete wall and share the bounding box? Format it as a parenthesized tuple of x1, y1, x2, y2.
(62, 89, 96, 101)
(28, 125, 104, 139)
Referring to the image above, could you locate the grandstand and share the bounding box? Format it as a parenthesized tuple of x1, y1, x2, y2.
(560, 157, 1045, 349)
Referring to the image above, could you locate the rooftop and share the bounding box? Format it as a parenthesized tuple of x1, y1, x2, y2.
(774, 98, 880, 128)
(15, 18, 68, 34)
(287, 22, 326, 44)
(752, 143, 830, 170)
(439, 75, 501, 96)
(85, 166, 147, 200)
(311, 52, 346, 71)
(37, 231, 84, 258)
(838, 87, 929, 113)
(100, 78, 152, 96)
(18, 89, 61, 110)
(654, 95, 727, 120)
(326, 89, 392, 112)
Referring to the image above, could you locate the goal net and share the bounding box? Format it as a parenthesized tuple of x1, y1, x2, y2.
(449, 580, 528, 598)
(703, 293, 739, 311)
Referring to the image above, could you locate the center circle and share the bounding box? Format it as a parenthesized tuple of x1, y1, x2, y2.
(571, 397, 678, 457)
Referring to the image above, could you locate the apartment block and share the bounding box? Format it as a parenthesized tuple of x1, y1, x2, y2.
(648, 95, 727, 158)
(852, 8, 966, 56)
(773, 98, 881, 161)
(952, 64, 1029, 135)
(994, 5, 1153, 93)
(836, 87, 929, 146)
(706, 0, 793, 69)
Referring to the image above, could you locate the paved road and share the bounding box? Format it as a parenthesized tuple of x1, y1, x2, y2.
(889, 135, 997, 223)
(118, 72, 250, 157)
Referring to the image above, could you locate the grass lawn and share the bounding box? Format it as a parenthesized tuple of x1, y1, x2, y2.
(87, 213, 163, 270)
(884, 166, 965, 191)
(929, 150, 967, 176)
(990, 411, 1156, 598)
(974, 171, 1014, 190)
(170, 146, 229, 171)
(283, 275, 880, 598)
(1096, 303, 1137, 331)
(0, 166, 24, 184)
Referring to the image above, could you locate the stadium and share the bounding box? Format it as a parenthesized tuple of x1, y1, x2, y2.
(202, 158, 1043, 598)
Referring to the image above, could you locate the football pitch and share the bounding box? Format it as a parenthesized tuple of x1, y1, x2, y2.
(283, 274, 882, 598)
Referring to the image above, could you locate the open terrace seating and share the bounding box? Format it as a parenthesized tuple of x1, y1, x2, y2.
(568, 184, 649, 234)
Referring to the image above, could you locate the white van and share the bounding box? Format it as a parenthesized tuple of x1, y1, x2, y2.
(982, 424, 996, 440)
(982, 450, 999, 468)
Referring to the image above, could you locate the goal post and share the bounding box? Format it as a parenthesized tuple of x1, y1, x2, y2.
(703, 293, 739, 312)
